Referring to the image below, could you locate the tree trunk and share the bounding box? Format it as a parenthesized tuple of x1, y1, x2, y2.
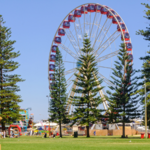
(86, 126, 90, 137)
(122, 117, 125, 138)
(122, 104, 125, 138)
(58, 59, 62, 138)
(59, 121, 62, 138)
(2, 122, 5, 132)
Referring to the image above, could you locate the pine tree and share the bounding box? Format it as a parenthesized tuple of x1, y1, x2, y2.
(70, 35, 104, 137)
(49, 47, 67, 138)
(0, 15, 24, 132)
(136, 3, 150, 128)
(106, 43, 140, 138)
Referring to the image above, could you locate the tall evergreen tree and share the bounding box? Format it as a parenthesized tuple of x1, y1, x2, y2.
(49, 47, 67, 138)
(0, 15, 24, 131)
(106, 43, 140, 138)
(136, 3, 150, 128)
(70, 35, 104, 137)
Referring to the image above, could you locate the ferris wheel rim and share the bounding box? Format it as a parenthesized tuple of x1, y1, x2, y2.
(48, 3, 133, 113)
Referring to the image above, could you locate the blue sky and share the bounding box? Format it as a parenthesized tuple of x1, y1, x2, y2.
(0, 0, 149, 121)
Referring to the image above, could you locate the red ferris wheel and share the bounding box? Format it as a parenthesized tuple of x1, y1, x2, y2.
(48, 3, 133, 114)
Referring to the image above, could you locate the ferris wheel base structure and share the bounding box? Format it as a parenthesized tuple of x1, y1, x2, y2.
(48, 3, 133, 114)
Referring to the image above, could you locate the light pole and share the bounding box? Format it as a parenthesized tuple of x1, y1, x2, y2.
(144, 77, 147, 139)
(46, 95, 51, 137)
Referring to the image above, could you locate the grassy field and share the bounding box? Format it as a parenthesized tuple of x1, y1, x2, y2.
(0, 135, 150, 150)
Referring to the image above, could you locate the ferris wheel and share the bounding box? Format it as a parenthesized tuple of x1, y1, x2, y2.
(48, 3, 133, 114)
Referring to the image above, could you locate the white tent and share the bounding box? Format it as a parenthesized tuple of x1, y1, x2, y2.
(34, 122, 57, 127)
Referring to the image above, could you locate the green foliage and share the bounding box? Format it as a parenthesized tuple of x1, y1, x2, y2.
(136, 2, 150, 127)
(137, 3, 150, 104)
(49, 47, 67, 137)
(0, 15, 24, 130)
(136, 3, 150, 46)
(70, 35, 104, 137)
(106, 43, 140, 137)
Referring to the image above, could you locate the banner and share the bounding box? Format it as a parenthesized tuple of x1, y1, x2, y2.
(20, 120, 23, 128)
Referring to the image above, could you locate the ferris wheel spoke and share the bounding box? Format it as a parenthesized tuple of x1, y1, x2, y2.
(78, 18, 83, 40)
(59, 43, 78, 60)
(98, 66, 115, 70)
(74, 22, 81, 52)
(64, 61, 76, 64)
(67, 79, 74, 88)
(64, 68, 77, 75)
(67, 77, 76, 89)
(95, 31, 121, 57)
(94, 14, 102, 37)
(84, 12, 85, 38)
(90, 12, 97, 40)
(95, 20, 112, 44)
(92, 18, 108, 48)
(90, 14, 101, 38)
(67, 70, 77, 84)
(96, 22, 112, 50)
(65, 29, 79, 55)
(98, 72, 114, 86)
(89, 13, 91, 37)
(96, 50, 119, 62)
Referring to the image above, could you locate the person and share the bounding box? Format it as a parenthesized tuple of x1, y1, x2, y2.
(12, 132, 15, 138)
(44, 132, 47, 138)
(30, 129, 32, 136)
(56, 132, 59, 136)
(94, 131, 96, 136)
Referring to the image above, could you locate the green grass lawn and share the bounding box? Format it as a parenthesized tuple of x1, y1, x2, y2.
(0, 135, 150, 150)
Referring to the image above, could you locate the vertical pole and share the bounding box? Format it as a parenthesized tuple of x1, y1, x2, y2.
(49, 120, 50, 137)
(145, 82, 147, 139)
(47, 95, 50, 137)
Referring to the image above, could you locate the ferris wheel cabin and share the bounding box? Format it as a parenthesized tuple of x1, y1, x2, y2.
(50, 55, 56, 62)
(50, 83, 55, 90)
(126, 42, 132, 51)
(117, 23, 126, 32)
(54, 36, 61, 44)
(68, 14, 76, 22)
(49, 74, 54, 80)
(81, 5, 88, 14)
(74, 9, 81, 17)
(58, 28, 65, 36)
(49, 64, 55, 71)
(107, 9, 115, 19)
(101, 6, 108, 14)
(63, 21, 70, 28)
(94, 4, 101, 12)
(112, 15, 121, 24)
(51, 45, 57, 53)
(121, 32, 130, 41)
(127, 54, 133, 62)
(87, 4, 95, 12)
(125, 65, 132, 73)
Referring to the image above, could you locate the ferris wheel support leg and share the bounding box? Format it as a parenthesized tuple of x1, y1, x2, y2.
(66, 83, 76, 114)
(66, 72, 80, 114)
(93, 73, 109, 111)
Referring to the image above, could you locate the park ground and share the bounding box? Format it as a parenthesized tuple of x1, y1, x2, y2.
(0, 135, 150, 150)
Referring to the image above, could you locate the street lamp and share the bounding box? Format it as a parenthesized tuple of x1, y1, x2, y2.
(144, 76, 147, 139)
